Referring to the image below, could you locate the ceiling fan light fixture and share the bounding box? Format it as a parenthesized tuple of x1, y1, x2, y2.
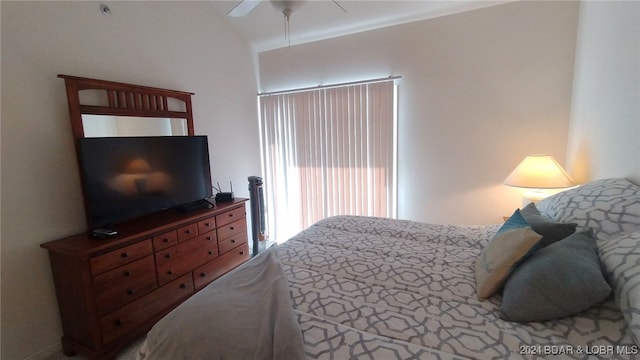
(282, 8, 294, 17)
(269, 0, 304, 13)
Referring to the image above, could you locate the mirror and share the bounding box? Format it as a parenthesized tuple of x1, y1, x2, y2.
(58, 74, 195, 142)
(82, 115, 189, 137)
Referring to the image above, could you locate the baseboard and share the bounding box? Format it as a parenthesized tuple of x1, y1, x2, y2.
(25, 341, 62, 360)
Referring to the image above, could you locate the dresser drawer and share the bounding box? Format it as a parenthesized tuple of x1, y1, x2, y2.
(193, 243, 249, 290)
(217, 218, 245, 240)
(218, 231, 248, 255)
(90, 240, 153, 276)
(216, 206, 245, 227)
(99, 273, 194, 345)
(93, 255, 157, 316)
(152, 230, 178, 252)
(156, 231, 218, 285)
(176, 222, 199, 242)
(197, 216, 216, 234)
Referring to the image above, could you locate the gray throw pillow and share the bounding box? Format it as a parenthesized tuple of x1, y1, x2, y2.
(537, 178, 640, 240)
(520, 202, 577, 247)
(500, 230, 611, 322)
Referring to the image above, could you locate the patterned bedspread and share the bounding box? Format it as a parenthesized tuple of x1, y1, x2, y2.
(278, 215, 635, 360)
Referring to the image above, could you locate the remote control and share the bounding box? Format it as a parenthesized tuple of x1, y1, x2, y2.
(90, 228, 118, 239)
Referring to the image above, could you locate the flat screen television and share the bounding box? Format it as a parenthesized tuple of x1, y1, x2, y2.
(77, 136, 213, 228)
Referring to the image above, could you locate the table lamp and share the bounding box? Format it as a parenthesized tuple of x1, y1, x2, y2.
(504, 154, 574, 205)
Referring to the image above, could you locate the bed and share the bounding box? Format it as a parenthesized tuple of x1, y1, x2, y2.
(135, 177, 640, 359)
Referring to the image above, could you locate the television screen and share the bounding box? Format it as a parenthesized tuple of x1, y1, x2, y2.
(78, 136, 213, 228)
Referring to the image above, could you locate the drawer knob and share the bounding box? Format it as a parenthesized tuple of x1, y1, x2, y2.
(168, 270, 174, 275)
(114, 319, 123, 327)
(240, 251, 245, 255)
(185, 229, 192, 234)
(163, 238, 170, 243)
(208, 250, 213, 255)
(121, 252, 128, 258)
(127, 289, 134, 295)
(206, 236, 212, 241)
(231, 239, 236, 244)
(180, 283, 186, 289)
(205, 222, 211, 227)
(165, 254, 171, 259)
(230, 226, 235, 231)
(228, 213, 234, 217)
(200, 272, 206, 277)
(123, 270, 131, 276)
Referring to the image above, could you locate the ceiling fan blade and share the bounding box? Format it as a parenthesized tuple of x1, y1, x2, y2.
(227, 0, 262, 17)
(332, 0, 347, 13)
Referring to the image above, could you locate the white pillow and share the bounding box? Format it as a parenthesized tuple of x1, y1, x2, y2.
(598, 230, 640, 345)
(537, 178, 640, 240)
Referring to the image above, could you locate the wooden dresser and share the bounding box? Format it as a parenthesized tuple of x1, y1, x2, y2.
(41, 199, 250, 359)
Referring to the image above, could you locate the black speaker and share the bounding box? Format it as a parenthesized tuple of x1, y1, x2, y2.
(248, 176, 266, 255)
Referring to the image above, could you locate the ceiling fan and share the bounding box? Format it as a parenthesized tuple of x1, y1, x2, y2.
(227, 0, 346, 18)
(227, 0, 347, 43)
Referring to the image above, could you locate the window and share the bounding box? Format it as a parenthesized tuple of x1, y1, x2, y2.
(259, 78, 398, 242)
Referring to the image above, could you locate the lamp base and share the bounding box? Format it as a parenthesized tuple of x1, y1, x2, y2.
(521, 189, 549, 207)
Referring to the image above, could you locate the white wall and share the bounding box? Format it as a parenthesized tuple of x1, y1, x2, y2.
(0, 2, 261, 359)
(566, 1, 640, 183)
(259, 1, 579, 225)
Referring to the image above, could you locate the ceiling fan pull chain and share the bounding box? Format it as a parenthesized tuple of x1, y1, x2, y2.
(287, 15, 290, 47)
(283, 12, 287, 41)
(282, 8, 293, 47)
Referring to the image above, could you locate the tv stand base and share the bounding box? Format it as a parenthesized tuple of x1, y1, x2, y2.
(176, 199, 211, 213)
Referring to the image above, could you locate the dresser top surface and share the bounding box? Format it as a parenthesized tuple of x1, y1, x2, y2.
(41, 199, 248, 256)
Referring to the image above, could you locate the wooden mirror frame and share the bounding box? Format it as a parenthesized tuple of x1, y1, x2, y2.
(58, 74, 195, 141)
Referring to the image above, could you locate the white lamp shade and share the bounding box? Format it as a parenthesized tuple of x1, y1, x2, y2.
(504, 154, 574, 189)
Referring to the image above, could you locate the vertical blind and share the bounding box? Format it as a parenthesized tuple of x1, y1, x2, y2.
(259, 79, 397, 242)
